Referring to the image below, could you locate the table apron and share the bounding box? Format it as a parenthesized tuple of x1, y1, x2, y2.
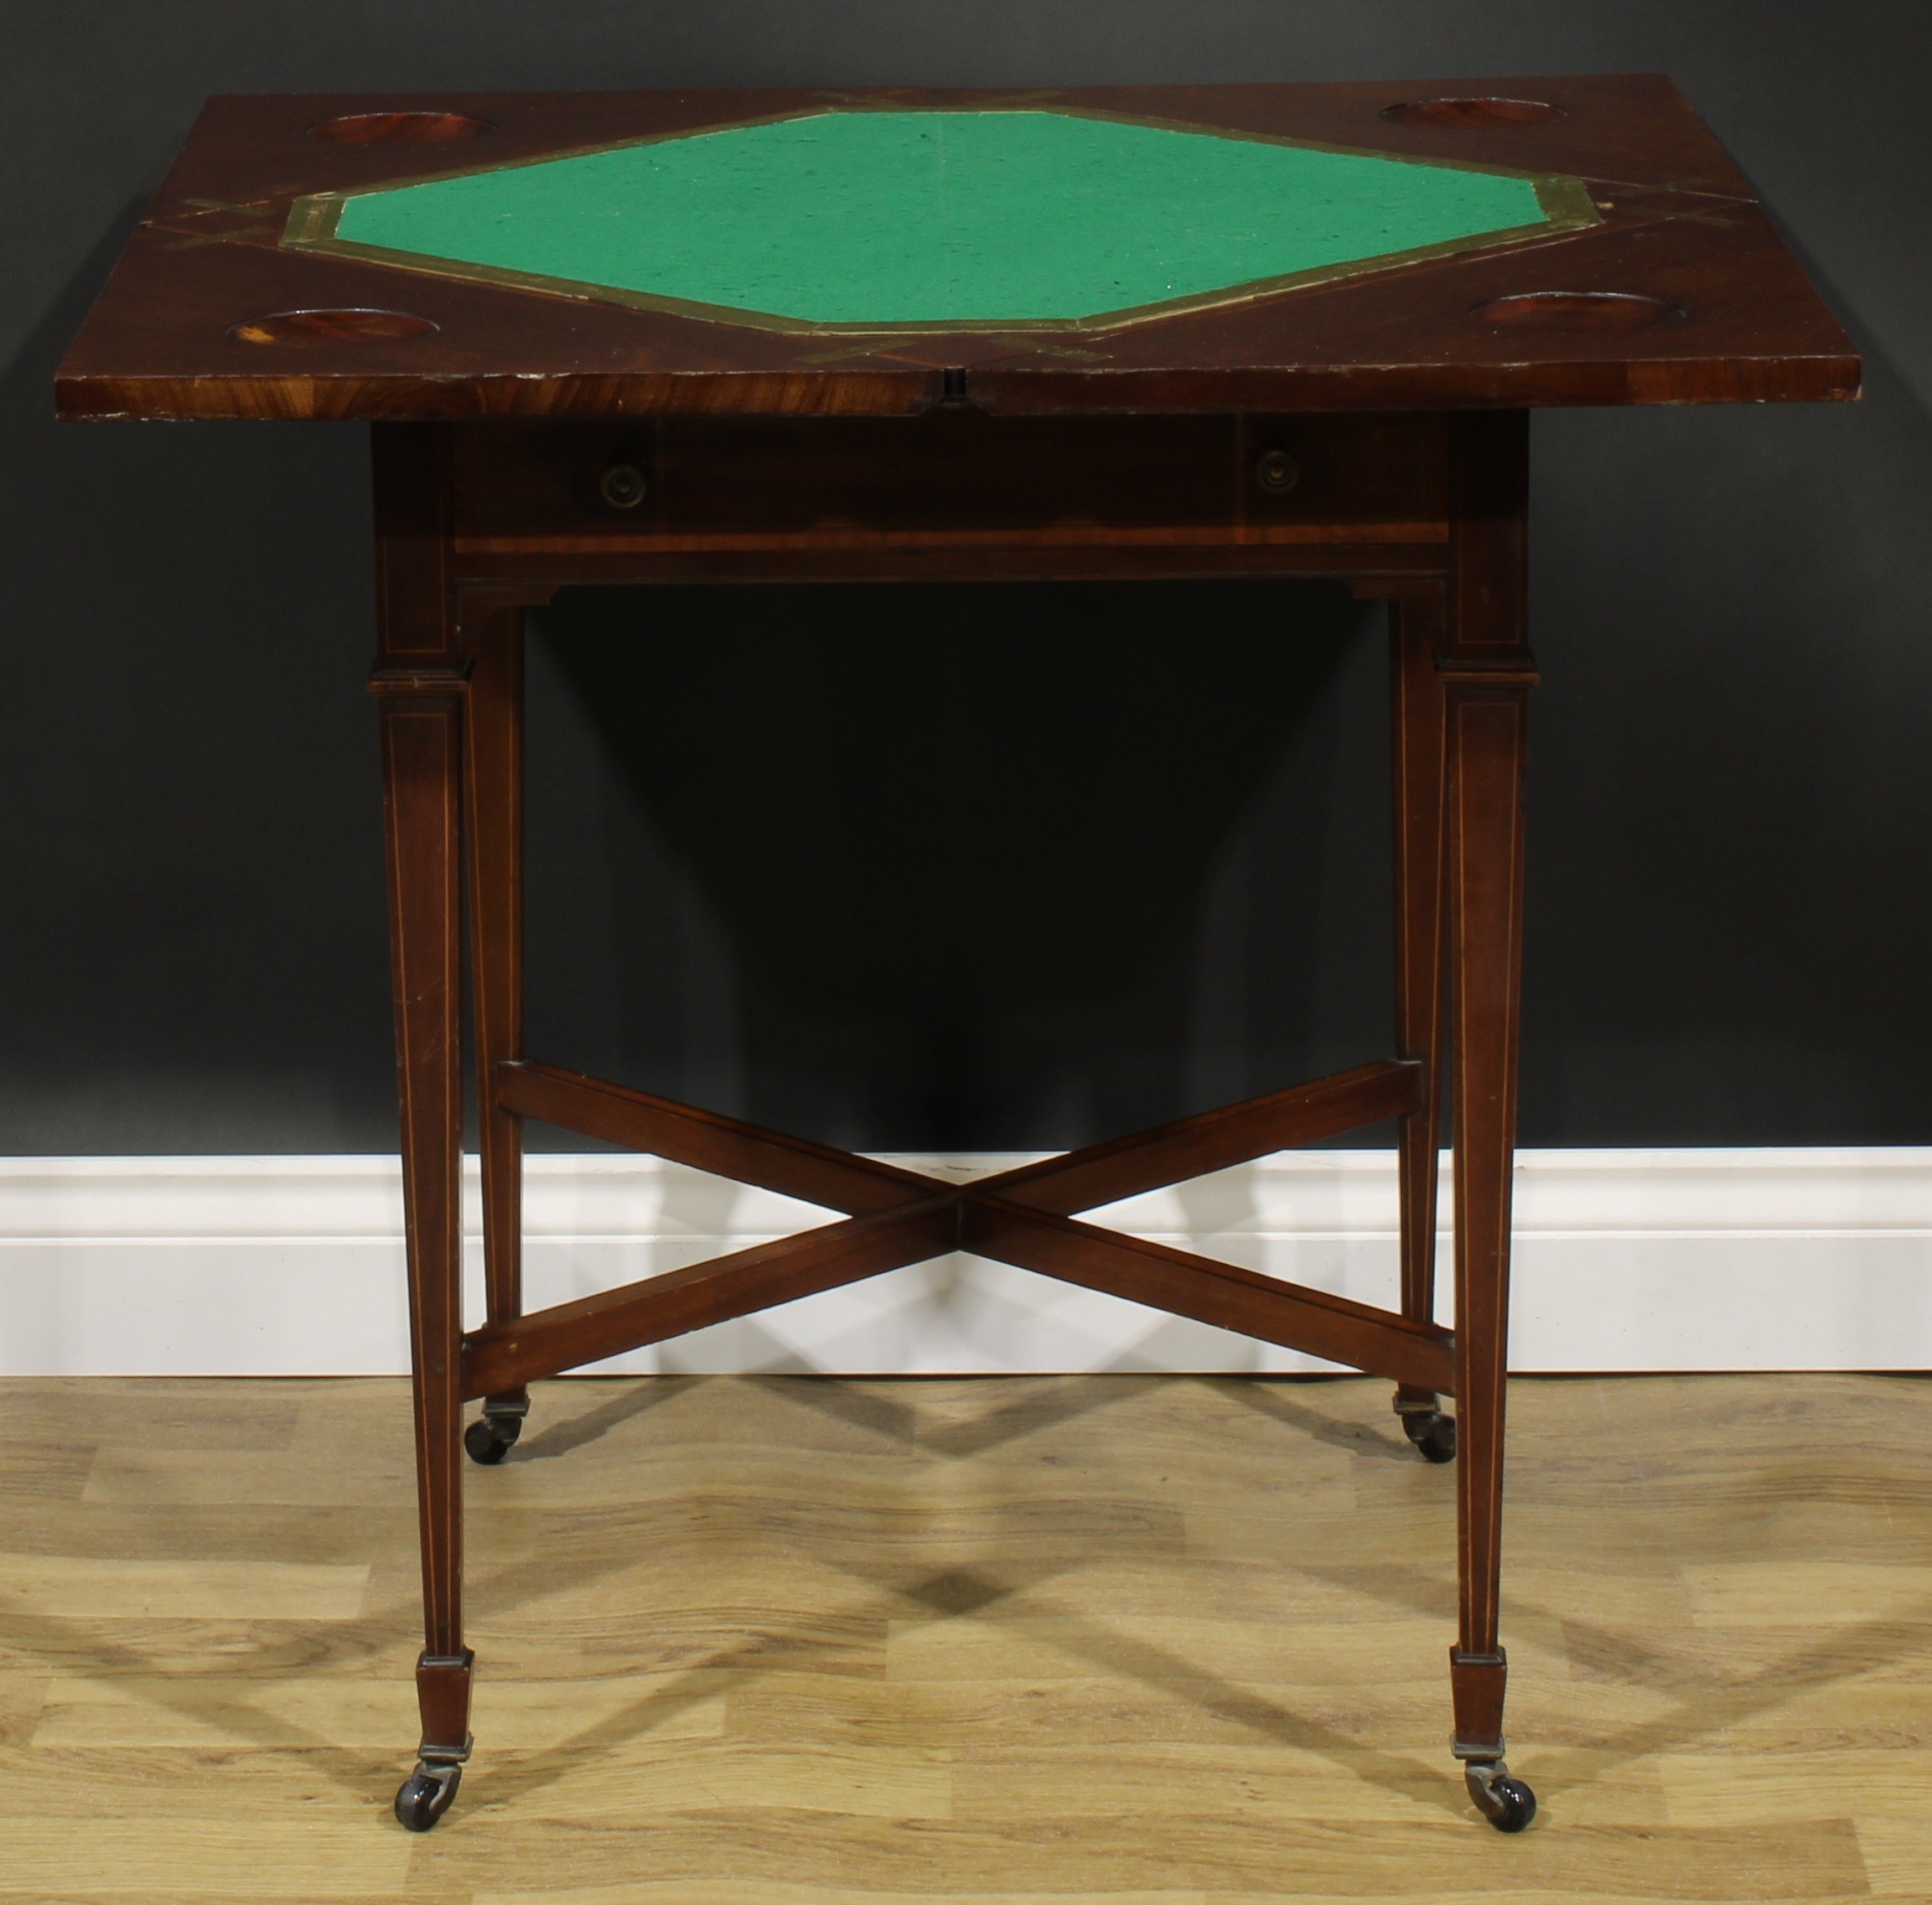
(446, 411, 1451, 583)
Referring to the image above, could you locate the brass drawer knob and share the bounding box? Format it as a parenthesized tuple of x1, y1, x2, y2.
(599, 463, 647, 510)
(1255, 449, 1299, 494)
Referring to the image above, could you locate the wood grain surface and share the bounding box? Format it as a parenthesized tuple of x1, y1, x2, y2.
(2, 1371, 1927, 1899)
(55, 78, 1858, 420)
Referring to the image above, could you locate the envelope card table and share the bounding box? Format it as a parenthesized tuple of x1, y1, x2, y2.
(58, 78, 1857, 1835)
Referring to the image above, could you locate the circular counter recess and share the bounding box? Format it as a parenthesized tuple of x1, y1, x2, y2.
(1382, 97, 1565, 129)
(228, 308, 440, 345)
(310, 110, 493, 144)
(1473, 290, 1684, 331)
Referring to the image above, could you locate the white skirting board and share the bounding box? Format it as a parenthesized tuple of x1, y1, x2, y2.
(1, 1148, 1929, 1377)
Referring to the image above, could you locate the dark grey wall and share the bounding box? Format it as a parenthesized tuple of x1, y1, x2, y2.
(4, 5, 1929, 1155)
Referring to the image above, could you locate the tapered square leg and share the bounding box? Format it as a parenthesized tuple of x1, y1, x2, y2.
(371, 423, 474, 1833)
(1441, 412, 1537, 1832)
(1390, 587, 1453, 1462)
(462, 603, 530, 1467)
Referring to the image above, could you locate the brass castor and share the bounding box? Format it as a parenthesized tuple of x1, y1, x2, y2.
(1465, 1758, 1536, 1832)
(394, 1759, 462, 1831)
(1401, 1409, 1457, 1463)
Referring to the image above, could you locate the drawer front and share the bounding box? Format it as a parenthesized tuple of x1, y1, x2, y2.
(450, 412, 1448, 552)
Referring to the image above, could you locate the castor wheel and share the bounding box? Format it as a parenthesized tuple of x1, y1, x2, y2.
(1401, 1410, 1458, 1463)
(1464, 1759, 1536, 1832)
(464, 1395, 528, 1466)
(394, 1759, 462, 1831)
(464, 1412, 521, 1466)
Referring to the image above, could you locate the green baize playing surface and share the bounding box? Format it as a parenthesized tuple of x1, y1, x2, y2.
(331, 109, 1554, 326)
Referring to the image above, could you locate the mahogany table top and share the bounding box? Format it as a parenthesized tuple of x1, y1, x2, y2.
(56, 78, 1858, 422)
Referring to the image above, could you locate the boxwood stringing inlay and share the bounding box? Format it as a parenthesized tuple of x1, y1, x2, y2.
(282, 107, 1599, 333)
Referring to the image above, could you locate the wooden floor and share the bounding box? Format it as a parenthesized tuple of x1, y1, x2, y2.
(2, 1371, 1929, 1901)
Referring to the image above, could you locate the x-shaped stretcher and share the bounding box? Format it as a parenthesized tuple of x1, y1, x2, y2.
(464, 1055, 1450, 1400)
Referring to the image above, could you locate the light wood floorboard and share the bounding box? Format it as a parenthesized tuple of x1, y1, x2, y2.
(0, 1372, 1925, 1900)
